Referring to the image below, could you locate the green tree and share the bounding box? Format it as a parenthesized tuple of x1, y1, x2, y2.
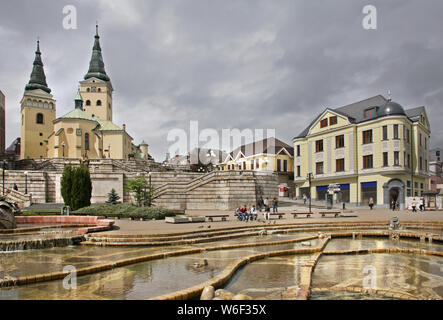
(124, 177, 154, 207)
(61, 165, 73, 207)
(106, 188, 121, 204)
(61, 165, 92, 211)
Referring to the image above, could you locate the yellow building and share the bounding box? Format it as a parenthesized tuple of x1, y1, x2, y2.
(20, 26, 150, 160)
(293, 95, 431, 209)
(221, 138, 294, 174)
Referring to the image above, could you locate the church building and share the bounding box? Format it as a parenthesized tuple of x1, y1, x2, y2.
(20, 26, 151, 161)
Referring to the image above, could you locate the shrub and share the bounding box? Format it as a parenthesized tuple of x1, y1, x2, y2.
(106, 188, 121, 204)
(74, 203, 175, 220)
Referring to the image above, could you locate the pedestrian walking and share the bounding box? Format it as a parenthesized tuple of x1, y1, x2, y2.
(411, 198, 417, 213)
(369, 197, 374, 210)
(272, 198, 278, 213)
(419, 198, 424, 212)
(303, 193, 307, 205)
(258, 196, 264, 212)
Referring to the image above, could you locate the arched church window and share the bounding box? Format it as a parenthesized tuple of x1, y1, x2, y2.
(98, 88, 101, 92)
(85, 133, 90, 150)
(49, 103, 53, 109)
(36, 113, 44, 124)
(96, 100, 102, 106)
(86, 100, 91, 106)
(91, 87, 97, 92)
(26, 100, 31, 106)
(87, 88, 90, 92)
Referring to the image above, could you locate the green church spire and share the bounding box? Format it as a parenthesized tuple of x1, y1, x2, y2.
(25, 40, 51, 94)
(84, 24, 110, 82)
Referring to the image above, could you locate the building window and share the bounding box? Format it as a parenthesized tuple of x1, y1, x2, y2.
(256, 159, 259, 169)
(87, 88, 90, 92)
(296, 145, 301, 157)
(419, 133, 422, 146)
(277, 159, 282, 172)
(98, 88, 101, 92)
(364, 109, 374, 118)
(383, 152, 388, 167)
(283, 160, 288, 172)
(363, 155, 373, 169)
(406, 129, 410, 143)
(243, 162, 246, 170)
(329, 116, 337, 125)
(315, 140, 324, 152)
(85, 133, 89, 150)
(407, 154, 411, 168)
(36, 113, 44, 124)
(297, 166, 301, 177)
(228, 165, 231, 170)
(382, 126, 388, 140)
(316, 162, 324, 175)
(96, 100, 102, 106)
(336, 159, 345, 172)
(425, 160, 428, 172)
(250, 160, 254, 170)
(362, 130, 372, 144)
(420, 157, 423, 171)
(320, 119, 328, 128)
(91, 87, 97, 92)
(86, 100, 91, 106)
(393, 124, 399, 139)
(425, 137, 427, 149)
(394, 151, 400, 166)
(335, 135, 344, 148)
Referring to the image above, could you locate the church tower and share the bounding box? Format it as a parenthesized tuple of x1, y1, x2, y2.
(79, 25, 114, 122)
(20, 40, 56, 159)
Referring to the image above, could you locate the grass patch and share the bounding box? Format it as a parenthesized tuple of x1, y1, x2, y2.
(20, 210, 61, 216)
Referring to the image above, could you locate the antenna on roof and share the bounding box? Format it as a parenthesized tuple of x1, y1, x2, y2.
(387, 90, 392, 102)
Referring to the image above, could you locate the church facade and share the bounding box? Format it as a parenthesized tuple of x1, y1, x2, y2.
(20, 26, 150, 161)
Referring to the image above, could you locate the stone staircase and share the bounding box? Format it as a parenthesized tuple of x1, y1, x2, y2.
(154, 171, 216, 198)
(1, 188, 32, 209)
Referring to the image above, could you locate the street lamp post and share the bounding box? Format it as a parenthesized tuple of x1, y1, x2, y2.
(24, 171, 28, 195)
(2, 161, 5, 195)
(61, 141, 66, 158)
(148, 172, 152, 188)
(307, 172, 313, 214)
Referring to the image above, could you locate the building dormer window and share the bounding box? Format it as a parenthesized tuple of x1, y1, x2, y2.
(96, 100, 102, 106)
(364, 108, 374, 119)
(320, 119, 328, 128)
(329, 116, 337, 125)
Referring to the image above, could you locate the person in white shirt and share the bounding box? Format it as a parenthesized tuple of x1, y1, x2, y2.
(250, 205, 257, 221)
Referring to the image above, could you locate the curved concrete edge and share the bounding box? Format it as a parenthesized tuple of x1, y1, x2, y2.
(310, 287, 423, 300)
(96, 220, 443, 238)
(150, 244, 328, 300)
(84, 224, 443, 247)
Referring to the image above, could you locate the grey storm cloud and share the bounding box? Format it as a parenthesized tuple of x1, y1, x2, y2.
(0, 0, 442, 161)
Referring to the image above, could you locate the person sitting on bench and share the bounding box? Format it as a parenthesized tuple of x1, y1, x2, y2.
(235, 207, 244, 221)
(250, 205, 257, 221)
(240, 204, 249, 222)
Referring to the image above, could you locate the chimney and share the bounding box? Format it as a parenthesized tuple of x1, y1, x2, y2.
(122, 124, 126, 131)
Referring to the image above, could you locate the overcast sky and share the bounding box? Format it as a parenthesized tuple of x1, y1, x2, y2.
(1, 0, 442, 161)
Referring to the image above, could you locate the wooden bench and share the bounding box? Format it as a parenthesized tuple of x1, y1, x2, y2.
(102, 213, 122, 219)
(319, 211, 341, 218)
(129, 214, 149, 221)
(206, 215, 229, 222)
(292, 212, 312, 218)
(270, 213, 285, 219)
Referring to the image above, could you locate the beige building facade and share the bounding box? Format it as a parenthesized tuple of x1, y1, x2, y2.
(293, 95, 431, 209)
